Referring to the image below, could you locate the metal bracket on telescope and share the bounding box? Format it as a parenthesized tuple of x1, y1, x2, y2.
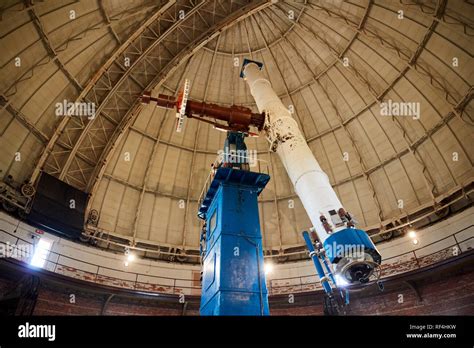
(240, 58, 263, 78)
(175, 79, 190, 132)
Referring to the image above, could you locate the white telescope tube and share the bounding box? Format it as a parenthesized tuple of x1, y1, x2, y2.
(243, 63, 345, 243)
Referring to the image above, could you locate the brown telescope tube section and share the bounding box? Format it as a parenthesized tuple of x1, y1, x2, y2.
(141, 91, 265, 131)
(186, 100, 265, 131)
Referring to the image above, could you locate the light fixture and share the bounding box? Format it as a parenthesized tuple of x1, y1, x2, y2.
(413, 239, 419, 245)
(264, 262, 273, 275)
(335, 274, 349, 288)
(30, 238, 52, 268)
(124, 247, 136, 265)
(408, 230, 416, 239)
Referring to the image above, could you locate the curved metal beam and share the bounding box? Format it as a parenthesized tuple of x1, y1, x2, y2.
(27, 6, 83, 92)
(29, 1, 171, 184)
(40, 1, 270, 193)
(58, 0, 192, 182)
(97, 0, 121, 44)
(83, 1, 272, 202)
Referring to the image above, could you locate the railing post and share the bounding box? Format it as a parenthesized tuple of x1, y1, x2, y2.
(413, 251, 420, 268)
(453, 234, 462, 255)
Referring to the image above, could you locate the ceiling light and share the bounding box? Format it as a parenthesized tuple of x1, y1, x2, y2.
(124, 261, 129, 267)
(408, 230, 416, 239)
(264, 262, 273, 275)
(412, 239, 419, 245)
(127, 253, 135, 262)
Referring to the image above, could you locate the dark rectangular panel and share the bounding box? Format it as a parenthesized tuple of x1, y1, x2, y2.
(27, 172, 88, 240)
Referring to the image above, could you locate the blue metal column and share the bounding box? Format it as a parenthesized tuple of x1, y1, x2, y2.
(198, 167, 270, 315)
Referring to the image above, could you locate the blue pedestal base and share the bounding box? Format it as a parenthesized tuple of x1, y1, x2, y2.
(199, 167, 270, 316)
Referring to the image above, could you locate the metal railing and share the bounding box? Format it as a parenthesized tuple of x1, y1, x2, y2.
(197, 152, 270, 213)
(0, 228, 200, 295)
(0, 224, 472, 296)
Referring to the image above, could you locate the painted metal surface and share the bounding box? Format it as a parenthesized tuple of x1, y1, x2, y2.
(302, 231, 332, 294)
(140, 89, 265, 133)
(242, 60, 382, 283)
(198, 167, 270, 315)
(241, 60, 345, 244)
(324, 228, 381, 264)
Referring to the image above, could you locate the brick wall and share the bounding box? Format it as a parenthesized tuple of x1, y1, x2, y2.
(33, 287, 103, 315)
(30, 284, 197, 316)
